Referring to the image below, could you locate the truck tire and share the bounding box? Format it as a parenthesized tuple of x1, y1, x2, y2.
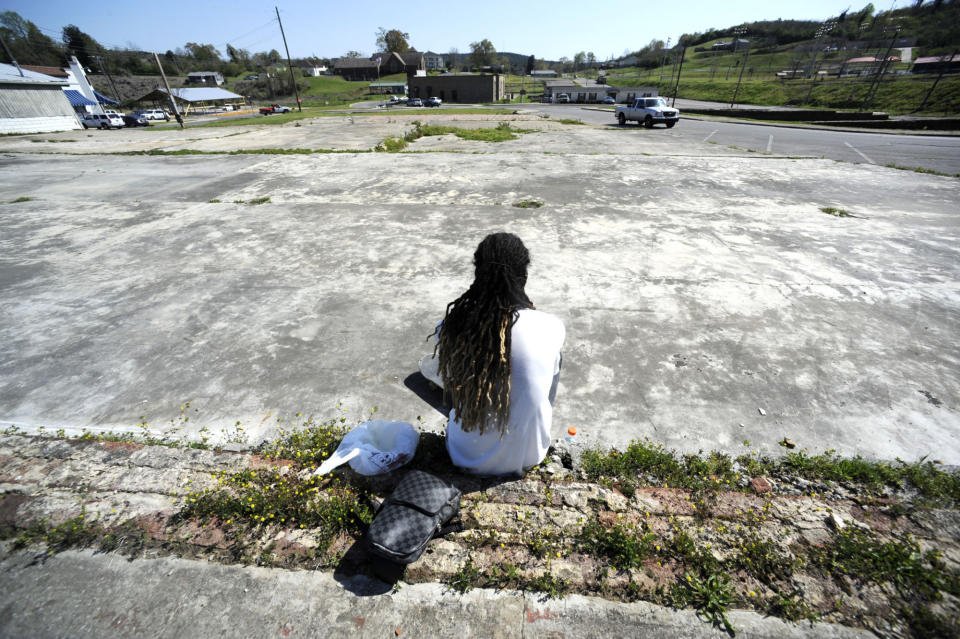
(643, 115, 653, 128)
(666, 121, 676, 128)
(618, 113, 626, 126)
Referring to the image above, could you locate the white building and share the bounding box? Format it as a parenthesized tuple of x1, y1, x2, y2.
(0, 63, 82, 134)
(423, 51, 445, 70)
(300, 66, 328, 77)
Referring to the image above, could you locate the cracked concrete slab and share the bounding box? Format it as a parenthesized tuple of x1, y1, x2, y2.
(0, 118, 958, 464)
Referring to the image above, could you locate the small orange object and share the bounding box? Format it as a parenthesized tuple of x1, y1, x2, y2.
(567, 427, 578, 436)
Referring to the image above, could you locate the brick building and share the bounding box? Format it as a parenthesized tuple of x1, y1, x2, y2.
(406, 73, 504, 103)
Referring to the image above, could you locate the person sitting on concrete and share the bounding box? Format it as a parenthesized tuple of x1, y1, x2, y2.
(430, 232, 565, 476)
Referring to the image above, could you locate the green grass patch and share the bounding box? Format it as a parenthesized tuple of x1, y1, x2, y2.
(419, 121, 528, 143)
(512, 200, 544, 209)
(554, 118, 585, 125)
(885, 163, 960, 178)
(583, 439, 960, 508)
(247, 197, 270, 205)
(7, 196, 32, 203)
(820, 206, 851, 217)
(176, 466, 372, 552)
(809, 527, 959, 601)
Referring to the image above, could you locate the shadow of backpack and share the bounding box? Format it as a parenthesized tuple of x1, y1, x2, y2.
(365, 470, 463, 582)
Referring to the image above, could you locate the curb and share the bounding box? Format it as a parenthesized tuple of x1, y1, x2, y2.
(0, 548, 875, 638)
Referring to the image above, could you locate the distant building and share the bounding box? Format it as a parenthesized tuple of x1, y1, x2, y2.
(711, 39, 749, 51)
(334, 58, 379, 81)
(369, 81, 407, 95)
(912, 54, 960, 74)
(136, 87, 244, 115)
(335, 52, 424, 81)
(542, 81, 656, 103)
(300, 66, 328, 77)
(407, 73, 504, 103)
(185, 71, 224, 86)
(530, 69, 557, 78)
(423, 51, 445, 70)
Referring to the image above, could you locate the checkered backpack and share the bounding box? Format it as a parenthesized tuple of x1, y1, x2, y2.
(366, 470, 462, 574)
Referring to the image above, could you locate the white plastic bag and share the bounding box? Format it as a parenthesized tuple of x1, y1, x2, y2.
(314, 420, 419, 476)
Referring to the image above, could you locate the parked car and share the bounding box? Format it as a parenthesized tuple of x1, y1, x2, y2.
(135, 109, 169, 121)
(557, 93, 570, 103)
(406, 98, 423, 107)
(122, 113, 149, 127)
(259, 104, 291, 115)
(602, 96, 616, 105)
(81, 113, 124, 129)
(615, 97, 680, 128)
(424, 97, 442, 107)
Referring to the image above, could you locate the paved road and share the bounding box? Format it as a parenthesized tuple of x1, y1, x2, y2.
(514, 103, 960, 175)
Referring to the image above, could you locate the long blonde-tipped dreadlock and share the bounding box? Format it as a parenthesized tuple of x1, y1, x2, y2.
(432, 233, 534, 436)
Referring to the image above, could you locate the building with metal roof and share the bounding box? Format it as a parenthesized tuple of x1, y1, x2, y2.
(135, 87, 245, 115)
(0, 63, 82, 134)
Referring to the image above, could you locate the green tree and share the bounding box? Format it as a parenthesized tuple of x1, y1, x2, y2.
(526, 54, 535, 74)
(469, 39, 496, 69)
(587, 52, 596, 68)
(0, 11, 63, 66)
(61, 25, 103, 68)
(184, 42, 222, 63)
(573, 51, 586, 71)
(226, 44, 251, 68)
(376, 28, 410, 53)
(342, 50, 363, 59)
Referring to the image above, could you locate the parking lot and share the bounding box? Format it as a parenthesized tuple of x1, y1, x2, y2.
(1, 114, 958, 464)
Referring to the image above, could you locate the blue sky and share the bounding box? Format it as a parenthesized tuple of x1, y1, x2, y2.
(6, 0, 913, 61)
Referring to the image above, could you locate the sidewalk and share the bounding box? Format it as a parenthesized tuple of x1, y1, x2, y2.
(1, 432, 957, 637)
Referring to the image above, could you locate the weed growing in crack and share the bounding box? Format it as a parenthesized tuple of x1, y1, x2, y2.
(729, 529, 802, 586)
(448, 557, 480, 593)
(820, 206, 851, 217)
(578, 520, 656, 570)
(677, 572, 737, 635)
(765, 589, 819, 624)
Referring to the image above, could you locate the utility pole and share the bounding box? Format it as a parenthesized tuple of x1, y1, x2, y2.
(275, 6, 301, 112)
(672, 46, 686, 107)
(1, 36, 24, 77)
(96, 55, 122, 105)
(730, 39, 752, 108)
(153, 52, 183, 128)
(859, 24, 901, 112)
(915, 49, 956, 113)
(659, 37, 671, 85)
(726, 27, 746, 80)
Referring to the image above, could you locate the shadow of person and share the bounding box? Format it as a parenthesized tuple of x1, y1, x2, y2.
(403, 371, 449, 418)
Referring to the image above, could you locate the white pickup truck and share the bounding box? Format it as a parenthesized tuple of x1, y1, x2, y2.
(615, 97, 680, 128)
